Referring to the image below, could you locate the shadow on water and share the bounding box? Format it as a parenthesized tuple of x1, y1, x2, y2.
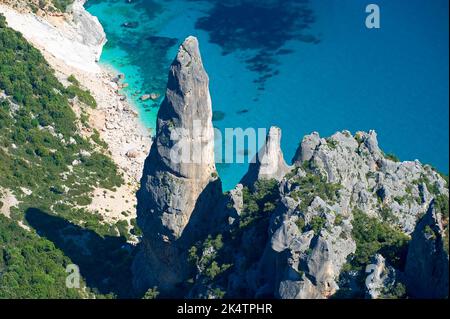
(25, 208, 136, 298)
(193, 0, 320, 89)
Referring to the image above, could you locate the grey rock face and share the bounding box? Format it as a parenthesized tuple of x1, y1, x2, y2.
(292, 130, 447, 234)
(292, 131, 321, 164)
(365, 254, 396, 299)
(235, 130, 447, 299)
(268, 197, 355, 299)
(241, 126, 292, 186)
(405, 201, 449, 298)
(133, 36, 222, 295)
(138, 36, 219, 241)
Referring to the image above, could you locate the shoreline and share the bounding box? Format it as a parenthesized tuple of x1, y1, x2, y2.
(33, 45, 152, 224)
(0, 3, 152, 225)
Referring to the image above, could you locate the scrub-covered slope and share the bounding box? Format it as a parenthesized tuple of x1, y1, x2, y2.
(0, 14, 135, 298)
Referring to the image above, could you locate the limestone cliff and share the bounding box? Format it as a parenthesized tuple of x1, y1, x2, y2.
(68, 0, 106, 63)
(0, 0, 106, 72)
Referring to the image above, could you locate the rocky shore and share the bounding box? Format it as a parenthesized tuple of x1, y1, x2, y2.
(0, 1, 151, 223)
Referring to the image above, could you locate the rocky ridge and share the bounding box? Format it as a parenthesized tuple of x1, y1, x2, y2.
(134, 36, 449, 299)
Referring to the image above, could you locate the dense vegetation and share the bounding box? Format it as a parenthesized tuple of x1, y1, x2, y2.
(239, 179, 280, 229)
(335, 209, 410, 299)
(289, 167, 341, 211)
(4, 1, 75, 15)
(188, 234, 232, 290)
(0, 15, 132, 298)
(0, 14, 122, 232)
(349, 209, 410, 270)
(0, 215, 85, 298)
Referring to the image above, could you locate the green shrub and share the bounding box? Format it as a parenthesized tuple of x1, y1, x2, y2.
(115, 220, 129, 239)
(326, 138, 338, 150)
(290, 173, 341, 211)
(309, 216, 326, 234)
(435, 194, 449, 220)
(334, 214, 344, 226)
(143, 287, 159, 299)
(130, 218, 143, 237)
(211, 288, 226, 299)
(66, 84, 97, 108)
(188, 234, 232, 282)
(51, 0, 75, 12)
(67, 74, 80, 86)
(382, 282, 407, 299)
(350, 209, 410, 270)
(295, 216, 305, 231)
(239, 179, 279, 229)
(380, 206, 398, 223)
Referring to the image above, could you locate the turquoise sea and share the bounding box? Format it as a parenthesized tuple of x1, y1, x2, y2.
(85, 0, 449, 191)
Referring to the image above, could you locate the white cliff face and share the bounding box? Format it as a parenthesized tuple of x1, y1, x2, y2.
(67, 0, 106, 63)
(0, 0, 106, 73)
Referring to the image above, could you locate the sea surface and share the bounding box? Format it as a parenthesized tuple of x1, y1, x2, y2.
(85, 0, 449, 191)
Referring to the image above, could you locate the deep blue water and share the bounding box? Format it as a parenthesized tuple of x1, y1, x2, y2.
(85, 0, 449, 190)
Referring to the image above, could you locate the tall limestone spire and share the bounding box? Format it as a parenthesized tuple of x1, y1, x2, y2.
(133, 36, 222, 296)
(138, 36, 219, 240)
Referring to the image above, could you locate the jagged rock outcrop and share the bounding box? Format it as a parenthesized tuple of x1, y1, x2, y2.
(215, 130, 447, 299)
(254, 196, 356, 299)
(292, 131, 321, 164)
(241, 126, 292, 186)
(365, 254, 396, 299)
(291, 130, 447, 234)
(405, 201, 449, 298)
(137, 36, 220, 241)
(131, 36, 448, 299)
(133, 36, 222, 296)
